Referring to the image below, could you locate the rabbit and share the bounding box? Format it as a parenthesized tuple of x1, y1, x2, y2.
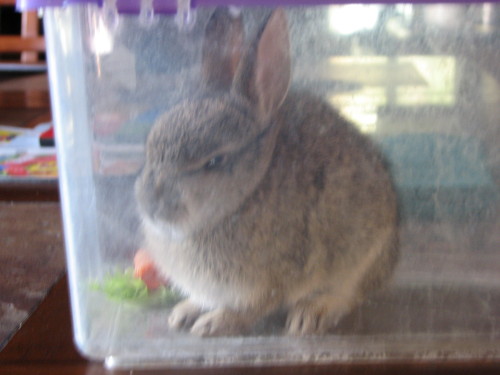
(135, 7, 399, 337)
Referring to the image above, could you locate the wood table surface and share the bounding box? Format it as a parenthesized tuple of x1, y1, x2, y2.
(1, 71, 500, 374)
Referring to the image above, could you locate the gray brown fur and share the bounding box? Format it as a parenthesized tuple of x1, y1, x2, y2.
(135, 8, 398, 336)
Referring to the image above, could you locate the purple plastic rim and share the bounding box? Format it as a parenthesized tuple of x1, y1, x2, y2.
(17, 0, 500, 13)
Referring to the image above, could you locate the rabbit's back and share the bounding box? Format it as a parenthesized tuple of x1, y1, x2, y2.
(248, 90, 398, 297)
(276, 90, 399, 295)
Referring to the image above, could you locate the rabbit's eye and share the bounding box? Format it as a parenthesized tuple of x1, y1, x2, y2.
(204, 154, 226, 171)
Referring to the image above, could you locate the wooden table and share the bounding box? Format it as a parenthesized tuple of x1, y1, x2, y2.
(1, 73, 500, 375)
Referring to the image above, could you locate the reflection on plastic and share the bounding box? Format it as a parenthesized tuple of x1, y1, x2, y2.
(327, 55, 456, 133)
(43, 2, 500, 367)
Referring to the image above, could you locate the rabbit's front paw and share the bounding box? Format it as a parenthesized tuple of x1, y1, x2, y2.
(190, 308, 251, 337)
(168, 299, 203, 330)
(286, 296, 350, 336)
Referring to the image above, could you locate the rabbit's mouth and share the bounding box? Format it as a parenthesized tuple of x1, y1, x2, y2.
(135, 179, 188, 226)
(151, 204, 189, 227)
(143, 214, 188, 241)
(136, 193, 190, 232)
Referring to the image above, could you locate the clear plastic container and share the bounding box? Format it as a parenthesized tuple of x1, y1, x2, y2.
(25, 0, 500, 368)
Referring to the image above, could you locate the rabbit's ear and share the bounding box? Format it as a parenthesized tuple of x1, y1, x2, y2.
(234, 8, 291, 122)
(202, 8, 244, 91)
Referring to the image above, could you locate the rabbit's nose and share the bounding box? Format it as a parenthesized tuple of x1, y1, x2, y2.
(153, 181, 183, 218)
(162, 197, 181, 215)
(154, 179, 176, 198)
(154, 195, 183, 223)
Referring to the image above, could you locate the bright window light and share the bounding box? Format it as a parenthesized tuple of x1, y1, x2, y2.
(328, 5, 382, 35)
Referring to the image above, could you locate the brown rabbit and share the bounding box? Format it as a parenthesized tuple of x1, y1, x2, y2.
(135, 8, 398, 337)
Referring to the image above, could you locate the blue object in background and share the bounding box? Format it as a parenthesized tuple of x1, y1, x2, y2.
(377, 133, 498, 221)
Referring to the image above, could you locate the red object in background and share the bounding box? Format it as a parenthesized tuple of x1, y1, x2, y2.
(40, 126, 55, 147)
(1, 154, 58, 178)
(5, 164, 29, 176)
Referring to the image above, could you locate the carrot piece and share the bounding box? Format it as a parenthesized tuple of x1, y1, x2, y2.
(133, 249, 168, 290)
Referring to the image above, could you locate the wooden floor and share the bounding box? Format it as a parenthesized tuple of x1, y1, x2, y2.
(0, 202, 65, 350)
